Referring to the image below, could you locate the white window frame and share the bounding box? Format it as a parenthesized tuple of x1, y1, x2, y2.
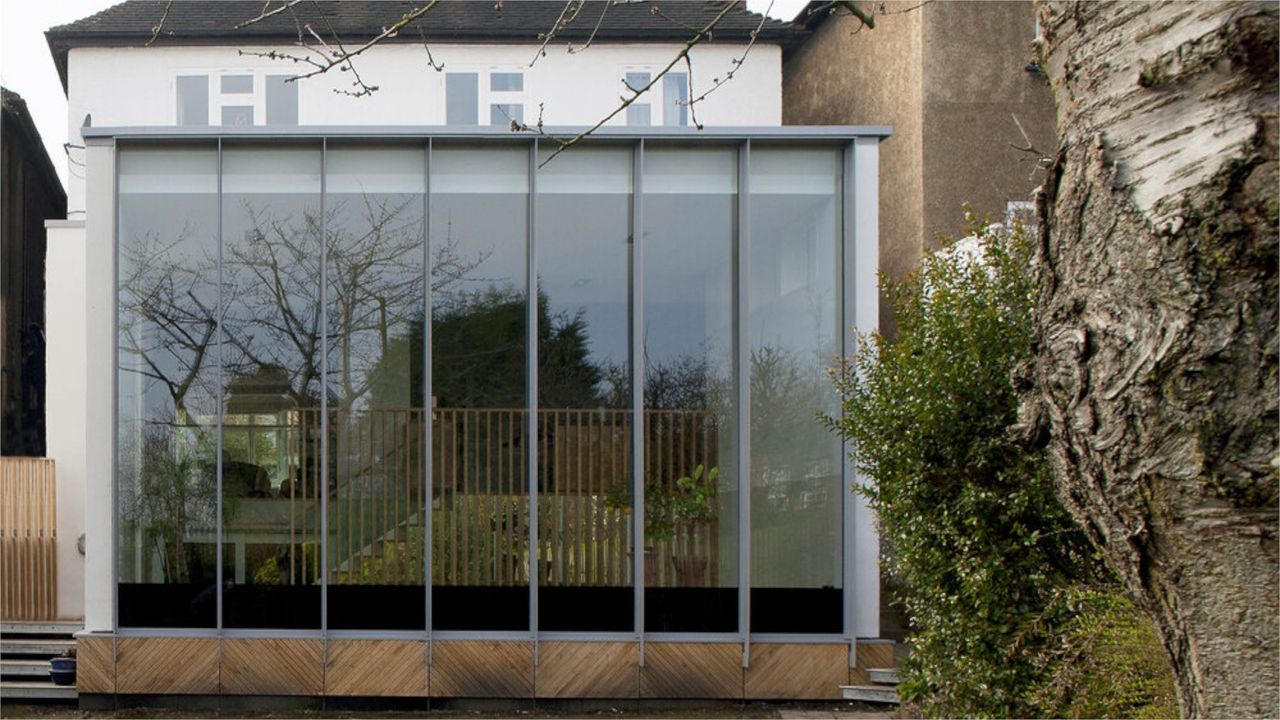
(171, 69, 299, 127)
(444, 67, 527, 126)
(619, 66, 690, 127)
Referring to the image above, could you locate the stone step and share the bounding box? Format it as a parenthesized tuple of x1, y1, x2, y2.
(0, 639, 75, 656)
(0, 680, 78, 700)
(868, 667, 900, 685)
(841, 684, 900, 705)
(0, 659, 51, 677)
(0, 622, 81, 636)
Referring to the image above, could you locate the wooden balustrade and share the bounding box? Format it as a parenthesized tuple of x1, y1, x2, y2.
(1, 456, 57, 620)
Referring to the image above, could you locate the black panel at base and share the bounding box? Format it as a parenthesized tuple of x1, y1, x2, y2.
(645, 587, 737, 633)
(749, 587, 842, 633)
(223, 584, 321, 629)
(539, 586, 633, 632)
(117, 583, 217, 628)
(327, 585, 426, 630)
(432, 586, 529, 631)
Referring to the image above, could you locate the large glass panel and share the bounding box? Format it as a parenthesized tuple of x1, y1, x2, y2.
(117, 145, 219, 627)
(535, 147, 634, 632)
(642, 147, 739, 632)
(220, 145, 323, 629)
(748, 147, 843, 634)
(429, 145, 530, 630)
(445, 74, 479, 126)
(325, 146, 427, 629)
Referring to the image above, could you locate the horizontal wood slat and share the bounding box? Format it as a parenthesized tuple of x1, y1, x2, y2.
(326, 640, 427, 697)
(431, 641, 533, 698)
(1, 457, 57, 620)
(536, 642, 637, 699)
(745, 643, 847, 700)
(76, 636, 115, 694)
(116, 637, 218, 695)
(221, 638, 323, 696)
(641, 642, 743, 699)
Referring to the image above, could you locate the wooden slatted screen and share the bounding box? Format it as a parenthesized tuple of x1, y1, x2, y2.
(0, 457, 57, 620)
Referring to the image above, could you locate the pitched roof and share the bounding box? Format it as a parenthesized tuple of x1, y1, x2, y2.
(46, 1, 804, 91)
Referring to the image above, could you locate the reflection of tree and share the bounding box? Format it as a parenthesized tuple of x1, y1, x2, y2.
(118, 423, 217, 584)
(118, 226, 218, 422)
(749, 344, 830, 483)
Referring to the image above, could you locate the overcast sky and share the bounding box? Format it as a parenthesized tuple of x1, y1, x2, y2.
(0, 0, 806, 192)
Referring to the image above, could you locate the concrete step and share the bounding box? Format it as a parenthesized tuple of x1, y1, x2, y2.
(0, 622, 81, 636)
(0, 659, 51, 677)
(0, 680, 77, 700)
(0, 639, 75, 656)
(868, 667, 900, 685)
(841, 684, 900, 705)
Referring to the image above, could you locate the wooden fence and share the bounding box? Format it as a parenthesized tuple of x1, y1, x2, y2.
(0, 457, 58, 620)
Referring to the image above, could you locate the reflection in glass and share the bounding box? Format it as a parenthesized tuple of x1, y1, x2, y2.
(220, 145, 323, 629)
(429, 145, 530, 630)
(117, 146, 220, 627)
(536, 147, 634, 632)
(748, 147, 844, 633)
(325, 146, 427, 629)
(642, 147, 739, 632)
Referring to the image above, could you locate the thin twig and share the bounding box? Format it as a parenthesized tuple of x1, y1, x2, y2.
(683, 0, 772, 129)
(236, 0, 306, 29)
(538, 0, 740, 166)
(567, 0, 612, 54)
(530, 0, 586, 66)
(147, 0, 174, 46)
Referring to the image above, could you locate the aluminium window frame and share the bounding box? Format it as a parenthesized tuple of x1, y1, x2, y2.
(100, 124, 886, 653)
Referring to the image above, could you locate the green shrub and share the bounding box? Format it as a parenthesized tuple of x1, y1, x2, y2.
(827, 214, 1102, 717)
(1029, 588, 1178, 719)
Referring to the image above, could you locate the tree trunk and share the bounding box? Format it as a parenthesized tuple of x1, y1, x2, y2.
(1025, 2, 1278, 717)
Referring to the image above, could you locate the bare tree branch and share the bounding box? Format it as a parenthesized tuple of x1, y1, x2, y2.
(530, 0, 586, 67)
(235, 0, 306, 29)
(683, 0, 773, 129)
(146, 0, 174, 46)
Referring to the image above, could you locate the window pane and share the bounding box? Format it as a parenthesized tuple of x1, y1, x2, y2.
(266, 75, 299, 125)
(748, 147, 843, 634)
(663, 73, 689, 128)
(325, 146, 427, 629)
(490, 72, 523, 92)
(221, 145, 323, 629)
(624, 73, 651, 127)
(221, 106, 254, 127)
(117, 145, 219, 627)
(642, 147, 739, 632)
(430, 146, 529, 630)
(221, 75, 253, 94)
(490, 103, 524, 126)
(445, 73, 479, 126)
(536, 147, 634, 632)
(176, 76, 208, 126)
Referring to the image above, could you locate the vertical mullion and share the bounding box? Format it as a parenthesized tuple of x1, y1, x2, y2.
(424, 139, 433, 637)
(320, 138, 329, 633)
(737, 139, 751, 664)
(842, 140, 857, 662)
(527, 139, 539, 652)
(631, 139, 645, 655)
(215, 138, 224, 634)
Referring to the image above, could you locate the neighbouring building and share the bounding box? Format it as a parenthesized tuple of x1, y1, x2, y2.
(42, 1, 893, 705)
(784, 0, 1056, 328)
(1, 87, 66, 457)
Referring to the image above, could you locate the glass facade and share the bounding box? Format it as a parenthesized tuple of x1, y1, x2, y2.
(114, 137, 860, 637)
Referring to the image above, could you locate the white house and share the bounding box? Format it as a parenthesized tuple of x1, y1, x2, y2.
(42, 0, 890, 703)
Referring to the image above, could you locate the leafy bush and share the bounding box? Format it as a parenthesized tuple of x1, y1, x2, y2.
(827, 214, 1102, 716)
(1029, 587, 1178, 719)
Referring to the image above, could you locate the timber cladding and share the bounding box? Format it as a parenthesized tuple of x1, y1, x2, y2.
(75, 637, 874, 699)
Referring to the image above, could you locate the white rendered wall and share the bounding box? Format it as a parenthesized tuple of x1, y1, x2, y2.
(44, 220, 87, 621)
(64, 42, 782, 211)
